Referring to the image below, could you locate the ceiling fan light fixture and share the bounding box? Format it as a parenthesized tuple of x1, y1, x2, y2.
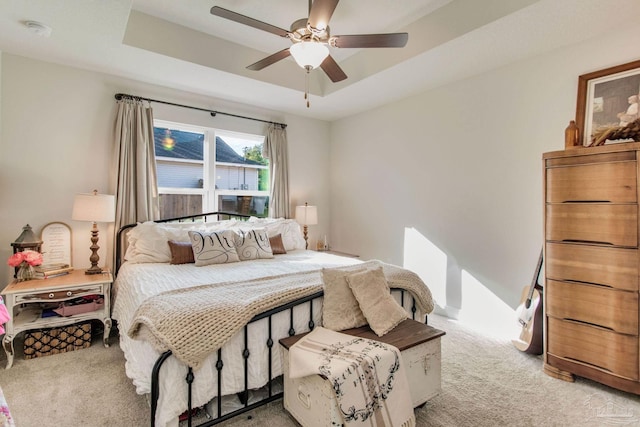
(290, 41, 329, 69)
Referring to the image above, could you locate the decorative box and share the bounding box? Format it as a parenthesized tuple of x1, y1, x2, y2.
(279, 320, 445, 427)
(23, 322, 92, 359)
(53, 298, 104, 317)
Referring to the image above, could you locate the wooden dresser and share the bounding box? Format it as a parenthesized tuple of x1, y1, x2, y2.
(543, 142, 640, 394)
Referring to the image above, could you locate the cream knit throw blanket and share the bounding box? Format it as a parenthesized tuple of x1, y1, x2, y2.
(289, 327, 415, 427)
(128, 260, 434, 369)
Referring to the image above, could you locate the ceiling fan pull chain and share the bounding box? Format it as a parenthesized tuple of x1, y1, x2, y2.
(305, 66, 310, 108)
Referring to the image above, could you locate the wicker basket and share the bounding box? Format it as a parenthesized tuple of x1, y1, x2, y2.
(23, 322, 91, 359)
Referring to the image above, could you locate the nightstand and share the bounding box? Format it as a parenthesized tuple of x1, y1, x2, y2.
(318, 249, 360, 258)
(1, 269, 112, 369)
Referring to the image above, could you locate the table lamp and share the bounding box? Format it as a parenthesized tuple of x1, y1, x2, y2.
(72, 190, 115, 274)
(295, 202, 318, 250)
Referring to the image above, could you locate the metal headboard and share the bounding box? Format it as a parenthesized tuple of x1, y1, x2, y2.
(114, 211, 251, 275)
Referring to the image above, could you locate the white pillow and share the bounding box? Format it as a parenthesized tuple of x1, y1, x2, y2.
(247, 217, 305, 251)
(124, 222, 172, 263)
(188, 229, 240, 266)
(234, 228, 274, 261)
(124, 219, 238, 263)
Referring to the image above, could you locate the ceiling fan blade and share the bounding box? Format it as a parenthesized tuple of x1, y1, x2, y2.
(320, 55, 347, 82)
(247, 48, 292, 71)
(210, 6, 289, 38)
(331, 33, 408, 48)
(307, 0, 339, 31)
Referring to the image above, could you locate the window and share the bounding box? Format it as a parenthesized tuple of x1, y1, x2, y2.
(154, 121, 269, 219)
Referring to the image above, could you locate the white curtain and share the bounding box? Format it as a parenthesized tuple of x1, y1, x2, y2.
(262, 124, 290, 218)
(112, 98, 159, 233)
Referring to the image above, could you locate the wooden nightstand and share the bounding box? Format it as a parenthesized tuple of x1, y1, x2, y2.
(318, 249, 360, 258)
(1, 269, 112, 369)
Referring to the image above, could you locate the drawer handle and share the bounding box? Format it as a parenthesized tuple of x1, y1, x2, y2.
(563, 318, 615, 332)
(553, 280, 614, 289)
(66, 291, 72, 297)
(561, 200, 612, 203)
(564, 357, 613, 374)
(48, 293, 54, 299)
(561, 239, 615, 246)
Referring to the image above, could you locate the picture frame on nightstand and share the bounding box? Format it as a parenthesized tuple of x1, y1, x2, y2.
(40, 222, 72, 267)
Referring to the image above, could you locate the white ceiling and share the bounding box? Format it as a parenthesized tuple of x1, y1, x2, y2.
(1, 0, 639, 121)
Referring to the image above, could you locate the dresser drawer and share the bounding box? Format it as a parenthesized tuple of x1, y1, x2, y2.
(546, 280, 638, 335)
(547, 317, 638, 380)
(546, 158, 637, 203)
(545, 243, 638, 291)
(546, 204, 637, 247)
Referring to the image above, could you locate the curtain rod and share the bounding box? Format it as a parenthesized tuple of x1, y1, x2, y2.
(114, 93, 287, 129)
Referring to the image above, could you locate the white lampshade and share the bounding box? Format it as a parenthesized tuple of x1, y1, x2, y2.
(295, 204, 318, 226)
(290, 41, 329, 69)
(72, 191, 115, 223)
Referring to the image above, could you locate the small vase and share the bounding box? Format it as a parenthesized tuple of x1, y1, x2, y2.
(16, 263, 35, 282)
(565, 120, 580, 148)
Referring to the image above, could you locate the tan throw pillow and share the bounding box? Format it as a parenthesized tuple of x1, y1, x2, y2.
(167, 240, 195, 265)
(268, 234, 287, 255)
(346, 267, 408, 337)
(321, 267, 368, 331)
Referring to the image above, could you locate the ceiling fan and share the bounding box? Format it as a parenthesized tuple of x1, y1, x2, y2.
(210, 0, 409, 106)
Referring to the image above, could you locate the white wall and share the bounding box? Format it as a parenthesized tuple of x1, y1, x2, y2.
(2, 22, 639, 326)
(329, 24, 640, 318)
(0, 54, 331, 288)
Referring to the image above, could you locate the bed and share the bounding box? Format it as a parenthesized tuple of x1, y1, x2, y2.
(111, 212, 434, 427)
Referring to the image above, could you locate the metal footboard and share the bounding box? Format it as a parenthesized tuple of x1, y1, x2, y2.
(149, 288, 425, 427)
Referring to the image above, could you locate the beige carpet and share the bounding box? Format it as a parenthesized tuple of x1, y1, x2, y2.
(1, 314, 640, 426)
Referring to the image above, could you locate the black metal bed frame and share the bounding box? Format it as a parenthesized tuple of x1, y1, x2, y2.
(115, 212, 424, 427)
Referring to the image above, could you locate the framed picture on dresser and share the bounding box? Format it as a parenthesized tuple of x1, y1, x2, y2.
(576, 59, 640, 146)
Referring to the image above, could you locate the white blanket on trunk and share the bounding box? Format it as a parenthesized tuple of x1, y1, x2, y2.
(289, 327, 415, 427)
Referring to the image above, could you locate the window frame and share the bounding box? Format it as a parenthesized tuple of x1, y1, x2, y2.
(154, 120, 269, 217)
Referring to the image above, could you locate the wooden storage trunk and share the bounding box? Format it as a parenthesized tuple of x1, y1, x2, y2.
(279, 319, 445, 427)
(23, 322, 91, 359)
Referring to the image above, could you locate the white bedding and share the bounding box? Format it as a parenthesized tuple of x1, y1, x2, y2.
(112, 249, 364, 427)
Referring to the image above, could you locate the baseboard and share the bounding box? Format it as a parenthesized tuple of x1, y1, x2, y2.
(433, 305, 460, 320)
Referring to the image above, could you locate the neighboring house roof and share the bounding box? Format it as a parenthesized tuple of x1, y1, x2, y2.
(215, 137, 262, 165)
(154, 128, 262, 166)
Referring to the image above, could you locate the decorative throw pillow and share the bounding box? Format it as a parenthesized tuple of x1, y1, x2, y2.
(321, 266, 368, 331)
(188, 230, 240, 266)
(268, 234, 287, 255)
(346, 267, 408, 337)
(167, 240, 195, 265)
(234, 228, 274, 261)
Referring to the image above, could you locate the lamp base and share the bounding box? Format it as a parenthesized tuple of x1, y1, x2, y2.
(86, 223, 103, 275)
(85, 266, 104, 275)
(303, 225, 309, 250)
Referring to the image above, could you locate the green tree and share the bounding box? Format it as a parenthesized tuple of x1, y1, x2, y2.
(244, 144, 269, 191)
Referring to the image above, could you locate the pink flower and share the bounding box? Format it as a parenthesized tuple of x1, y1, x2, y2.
(22, 250, 43, 266)
(7, 250, 43, 267)
(7, 253, 24, 267)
